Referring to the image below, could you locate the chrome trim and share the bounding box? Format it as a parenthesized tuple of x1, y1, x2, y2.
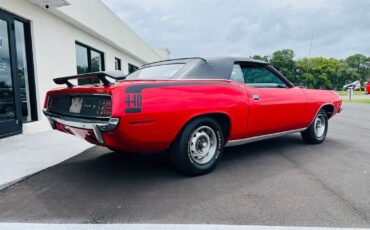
(43, 109, 119, 144)
(45, 115, 56, 129)
(93, 125, 104, 144)
(50, 116, 119, 131)
(253, 95, 260, 101)
(338, 105, 343, 113)
(225, 128, 306, 147)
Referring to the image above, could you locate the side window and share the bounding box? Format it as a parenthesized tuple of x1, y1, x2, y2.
(240, 64, 287, 88)
(230, 64, 244, 83)
(128, 63, 139, 74)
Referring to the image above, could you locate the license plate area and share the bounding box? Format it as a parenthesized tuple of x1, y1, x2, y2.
(69, 97, 83, 113)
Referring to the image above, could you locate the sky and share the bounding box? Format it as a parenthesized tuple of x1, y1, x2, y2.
(102, 0, 370, 60)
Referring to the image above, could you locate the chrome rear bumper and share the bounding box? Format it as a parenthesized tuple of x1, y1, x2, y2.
(43, 109, 119, 144)
(338, 105, 344, 113)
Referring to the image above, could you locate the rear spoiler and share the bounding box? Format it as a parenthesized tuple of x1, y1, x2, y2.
(53, 71, 126, 87)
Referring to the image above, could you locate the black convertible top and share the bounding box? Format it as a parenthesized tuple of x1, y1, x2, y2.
(140, 57, 268, 80)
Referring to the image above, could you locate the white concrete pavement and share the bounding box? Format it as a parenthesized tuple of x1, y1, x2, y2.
(0, 224, 368, 230)
(0, 131, 92, 190)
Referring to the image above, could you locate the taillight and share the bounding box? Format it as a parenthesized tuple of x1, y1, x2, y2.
(97, 98, 112, 116)
(48, 97, 59, 111)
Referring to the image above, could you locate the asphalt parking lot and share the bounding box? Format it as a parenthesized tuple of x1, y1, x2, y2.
(0, 103, 369, 228)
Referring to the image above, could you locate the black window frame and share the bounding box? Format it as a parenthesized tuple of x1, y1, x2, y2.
(115, 57, 121, 71)
(128, 63, 139, 74)
(0, 9, 38, 123)
(75, 41, 105, 85)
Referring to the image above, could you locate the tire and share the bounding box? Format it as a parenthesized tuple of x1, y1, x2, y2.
(170, 117, 224, 176)
(301, 109, 328, 144)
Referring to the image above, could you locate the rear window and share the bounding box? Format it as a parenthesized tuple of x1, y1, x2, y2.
(125, 64, 185, 80)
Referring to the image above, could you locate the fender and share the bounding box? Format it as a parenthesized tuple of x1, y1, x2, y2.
(177, 111, 232, 141)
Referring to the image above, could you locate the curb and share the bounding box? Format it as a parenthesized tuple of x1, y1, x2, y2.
(0, 176, 29, 191)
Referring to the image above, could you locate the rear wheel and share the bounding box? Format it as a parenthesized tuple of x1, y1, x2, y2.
(301, 110, 328, 144)
(170, 117, 224, 176)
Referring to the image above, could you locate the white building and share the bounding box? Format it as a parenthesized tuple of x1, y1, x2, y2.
(0, 0, 170, 138)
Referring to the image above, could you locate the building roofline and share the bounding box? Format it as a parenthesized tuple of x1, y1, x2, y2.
(31, 0, 167, 63)
(98, 1, 163, 60)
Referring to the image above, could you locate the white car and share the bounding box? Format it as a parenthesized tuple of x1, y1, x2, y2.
(343, 80, 361, 91)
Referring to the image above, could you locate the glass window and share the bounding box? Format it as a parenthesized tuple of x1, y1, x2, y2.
(0, 11, 37, 132)
(0, 19, 15, 121)
(126, 64, 184, 80)
(75, 42, 104, 85)
(90, 50, 102, 72)
(115, 58, 121, 71)
(230, 64, 244, 83)
(76, 44, 88, 74)
(90, 50, 102, 84)
(128, 63, 139, 74)
(240, 65, 287, 88)
(14, 20, 32, 122)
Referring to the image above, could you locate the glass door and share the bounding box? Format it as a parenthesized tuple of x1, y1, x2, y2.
(0, 13, 22, 137)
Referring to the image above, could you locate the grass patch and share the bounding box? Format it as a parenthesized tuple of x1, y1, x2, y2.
(336, 91, 366, 96)
(343, 99, 370, 104)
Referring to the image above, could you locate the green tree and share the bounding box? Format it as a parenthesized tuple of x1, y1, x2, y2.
(269, 49, 297, 84)
(250, 50, 369, 90)
(296, 57, 341, 89)
(335, 67, 360, 90)
(345, 54, 369, 75)
(250, 55, 269, 62)
(299, 72, 315, 89)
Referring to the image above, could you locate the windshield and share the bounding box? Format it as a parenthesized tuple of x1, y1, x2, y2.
(125, 64, 185, 80)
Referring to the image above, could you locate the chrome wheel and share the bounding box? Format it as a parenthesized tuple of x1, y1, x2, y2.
(314, 114, 326, 138)
(189, 126, 217, 165)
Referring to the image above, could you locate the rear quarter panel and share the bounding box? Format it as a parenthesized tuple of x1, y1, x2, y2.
(105, 80, 248, 152)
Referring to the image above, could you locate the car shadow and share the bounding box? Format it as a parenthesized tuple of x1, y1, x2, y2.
(61, 134, 306, 179)
(0, 134, 320, 223)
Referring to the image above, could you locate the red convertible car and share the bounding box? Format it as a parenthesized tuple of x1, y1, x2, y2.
(44, 57, 342, 175)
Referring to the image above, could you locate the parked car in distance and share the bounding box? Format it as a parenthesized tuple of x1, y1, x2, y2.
(343, 80, 361, 91)
(44, 57, 343, 175)
(366, 82, 370, 94)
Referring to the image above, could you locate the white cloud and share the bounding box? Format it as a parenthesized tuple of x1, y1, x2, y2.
(103, 0, 370, 59)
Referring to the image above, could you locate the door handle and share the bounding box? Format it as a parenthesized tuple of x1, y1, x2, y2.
(253, 95, 260, 101)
